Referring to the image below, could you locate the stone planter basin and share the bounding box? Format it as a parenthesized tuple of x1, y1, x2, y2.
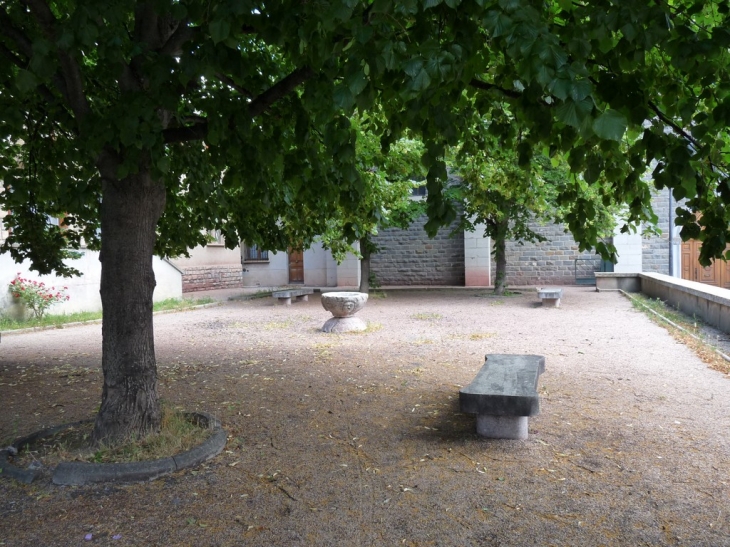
(320, 292, 368, 333)
(320, 292, 368, 318)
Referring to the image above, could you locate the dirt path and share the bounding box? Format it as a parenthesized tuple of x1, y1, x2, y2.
(1, 288, 729, 546)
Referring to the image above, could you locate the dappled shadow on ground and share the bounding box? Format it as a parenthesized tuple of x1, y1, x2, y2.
(1, 288, 729, 546)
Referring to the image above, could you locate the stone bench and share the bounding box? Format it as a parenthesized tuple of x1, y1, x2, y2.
(272, 288, 313, 306)
(537, 287, 563, 308)
(459, 354, 545, 440)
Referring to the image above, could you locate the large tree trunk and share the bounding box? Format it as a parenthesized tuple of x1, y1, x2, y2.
(493, 220, 508, 296)
(359, 238, 371, 294)
(93, 167, 166, 444)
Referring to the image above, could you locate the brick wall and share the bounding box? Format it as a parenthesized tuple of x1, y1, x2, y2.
(182, 266, 244, 292)
(495, 221, 602, 286)
(642, 187, 670, 275)
(370, 213, 465, 286)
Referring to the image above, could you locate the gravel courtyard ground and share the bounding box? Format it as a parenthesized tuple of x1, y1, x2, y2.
(1, 287, 729, 546)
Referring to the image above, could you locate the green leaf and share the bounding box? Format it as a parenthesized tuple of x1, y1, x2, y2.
(171, 3, 187, 19)
(156, 155, 171, 174)
(209, 19, 230, 44)
(498, 0, 521, 12)
(549, 77, 571, 101)
(570, 80, 592, 102)
(348, 71, 369, 95)
(333, 86, 355, 110)
(423, 0, 443, 9)
(557, 0, 573, 11)
(412, 68, 432, 90)
(483, 11, 513, 38)
(592, 109, 628, 141)
(15, 70, 38, 94)
(404, 58, 424, 77)
(556, 99, 591, 128)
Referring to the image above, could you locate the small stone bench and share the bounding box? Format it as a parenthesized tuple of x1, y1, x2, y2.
(537, 287, 563, 308)
(459, 354, 545, 440)
(272, 288, 313, 306)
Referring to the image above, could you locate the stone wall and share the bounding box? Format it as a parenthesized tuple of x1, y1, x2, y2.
(370, 214, 465, 286)
(182, 266, 244, 292)
(494, 221, 602, 286)
(642, 187, 671, 275)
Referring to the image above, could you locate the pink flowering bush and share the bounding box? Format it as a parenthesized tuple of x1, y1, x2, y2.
(8, 273, 70, 319)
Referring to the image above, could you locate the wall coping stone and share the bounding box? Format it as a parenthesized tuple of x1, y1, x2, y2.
(640, 272, 730, 307)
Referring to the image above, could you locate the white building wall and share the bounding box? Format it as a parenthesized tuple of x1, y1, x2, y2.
(1, 251, 182, 319)
(336, 243, 361, 288)
(240, 250, 289, 287)
(326, 253, 338, 286)
(170, 244, 241, 269)
(612, 226, 643, 273)
(303, 243, 329, 286)
(464, 225, 491, 286)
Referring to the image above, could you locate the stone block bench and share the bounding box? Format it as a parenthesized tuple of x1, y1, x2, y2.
(272, 288, 313, 306)
(537, 287, 563, 308)
(459, 354, 545, 440)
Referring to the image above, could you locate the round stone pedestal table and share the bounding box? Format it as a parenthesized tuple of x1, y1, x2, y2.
(320, 292, 368, 333)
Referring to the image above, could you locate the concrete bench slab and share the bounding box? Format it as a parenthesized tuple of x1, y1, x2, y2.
(460, 354, 545, 440)
(537, 287, 563, 308)
(272, 288, 313, 306)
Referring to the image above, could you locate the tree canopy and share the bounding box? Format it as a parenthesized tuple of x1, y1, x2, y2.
(454, 140, 619, 293)
(2, 0, 730, 442)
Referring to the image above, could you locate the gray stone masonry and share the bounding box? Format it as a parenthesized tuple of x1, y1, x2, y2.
(494, 221, 602, 286)
(182, 266, 244, 293)
(371, 213, 465, 286)
(642, 187, 670, 275)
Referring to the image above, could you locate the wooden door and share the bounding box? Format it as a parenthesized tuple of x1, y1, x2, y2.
(681, 241, 693, 281)
(681, 239, 729, 287)
(288, 249, 304, 283)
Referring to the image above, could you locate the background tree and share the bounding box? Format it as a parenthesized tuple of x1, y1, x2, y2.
(321, 115, 427, 293)
(455, 140, 619, 294)
(3, 0, 730, 445)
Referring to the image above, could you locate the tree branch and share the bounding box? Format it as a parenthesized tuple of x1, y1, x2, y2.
(0, 41, 27, 70)
(23, 0, 92, 124)
(248, 66, 314, 118)
(469, 78, 523, 99)
(163, 66, 315, 144)
(159, 24, 197, 56)
(161, 123, 209, 144)
(648, 101, 700, 149)
(0, 10, 34, 58)
(215, 73, 254, 98)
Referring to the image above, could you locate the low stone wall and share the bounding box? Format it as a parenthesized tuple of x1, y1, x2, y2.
(595, 273, 642, 293)
(597, 272, 730, 334)
(182, 266, 244, 293)
(640, 273, 730, 334)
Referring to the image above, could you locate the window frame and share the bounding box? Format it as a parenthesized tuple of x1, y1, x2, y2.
(243, 243, 270, 263)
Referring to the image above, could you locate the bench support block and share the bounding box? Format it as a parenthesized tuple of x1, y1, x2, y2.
(537, 288, 563, 308)
(477, 415, 529, 440)
(460, 354, 545, 440)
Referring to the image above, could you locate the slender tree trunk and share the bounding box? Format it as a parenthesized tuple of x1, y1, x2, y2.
(93, 166, 166, 444)
(359, 238, 371, 294)
(493, 220, 508, 296)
